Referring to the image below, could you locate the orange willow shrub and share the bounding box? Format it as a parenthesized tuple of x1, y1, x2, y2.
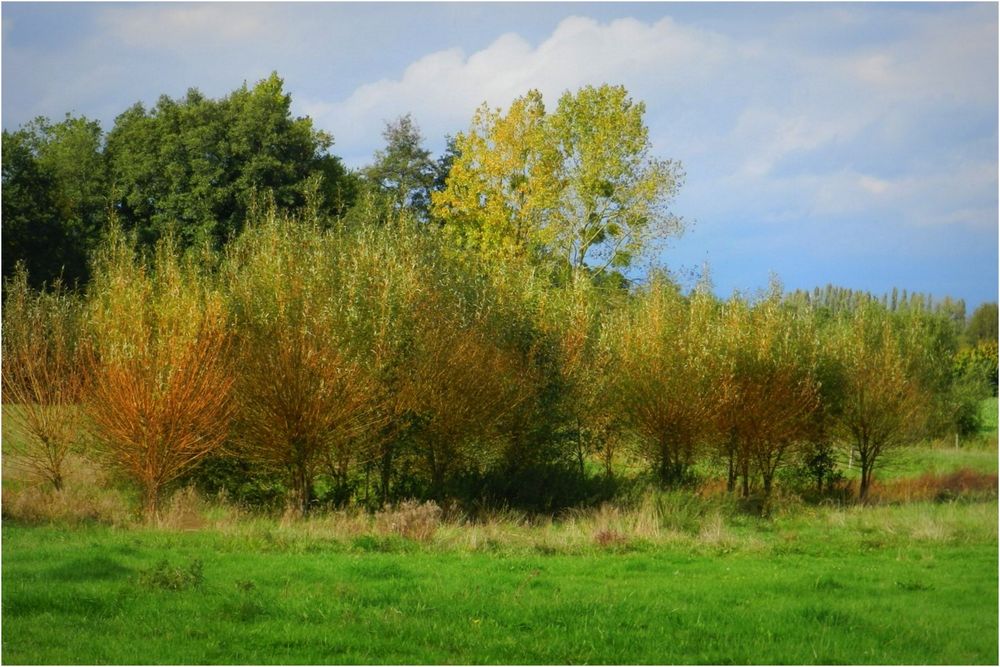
(1, 268, 87, 490)
(85, 227, 233, 520)
(224, 210, 384, 515)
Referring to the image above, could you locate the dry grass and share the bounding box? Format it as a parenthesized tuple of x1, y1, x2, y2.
(868, 468, 997, 504)
(2, 482, 131, 526)
(375, 500, 442, 542)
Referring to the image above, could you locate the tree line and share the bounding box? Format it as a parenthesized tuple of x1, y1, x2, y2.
(3, 74, 997, 520)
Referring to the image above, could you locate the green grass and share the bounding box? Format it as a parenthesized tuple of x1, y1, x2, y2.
(3, 398, 996, 664)
(3, 501, 997, 665)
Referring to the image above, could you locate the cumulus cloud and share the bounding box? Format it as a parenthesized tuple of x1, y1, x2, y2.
(316, 15, 739, 163)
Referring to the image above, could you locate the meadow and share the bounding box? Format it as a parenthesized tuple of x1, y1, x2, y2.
(3, 408, 997, 664)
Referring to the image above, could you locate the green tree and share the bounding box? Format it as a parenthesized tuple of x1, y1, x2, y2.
(432, 90, 561, 262)
(833, 302, 927, 501)
(549, 85, 683, 277)
(2, 115, 107, 287)
(966, 302, 998, 345)
(365, 114, 436, 216)
(432, 85, 684, 279)
(105, 73, 353, 249)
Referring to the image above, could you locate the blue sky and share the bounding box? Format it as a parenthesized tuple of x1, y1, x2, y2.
(3, 2, 998, 307)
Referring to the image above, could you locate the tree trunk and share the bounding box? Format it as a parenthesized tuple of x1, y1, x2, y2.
(142, 483, 161, 523)
(380, 444, 394, 507)
(726, 448, 736, 493)
(427, 444, 445, 501)
(858, 459, 873, 503)
(291, 461, 312, 517)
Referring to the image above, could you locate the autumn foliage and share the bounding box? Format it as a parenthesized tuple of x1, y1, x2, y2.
(1, 82, 991, 518)
(1, 268, 86, 490)
(83, 226, 233, 519)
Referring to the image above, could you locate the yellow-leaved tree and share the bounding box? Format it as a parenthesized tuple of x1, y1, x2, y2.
(431, 89, 561, 262)
(432, 84, 684, 281)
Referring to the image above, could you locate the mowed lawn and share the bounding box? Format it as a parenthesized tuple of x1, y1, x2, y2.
(3, 507, 997, 665)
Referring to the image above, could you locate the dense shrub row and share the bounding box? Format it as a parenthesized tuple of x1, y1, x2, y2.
(2, 199, 994, 520)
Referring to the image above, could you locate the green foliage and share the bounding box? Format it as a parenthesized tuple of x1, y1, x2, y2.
(549, 84, 684, 275)
(2, 76, 989, 515)
(432, 84, 683, 279)
(966, 302, 998, 345)
(364, 114, 436, 216)
(105, 73, 355, 248)
(2, 116, 107, 287)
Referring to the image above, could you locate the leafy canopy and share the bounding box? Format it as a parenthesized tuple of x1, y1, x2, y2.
(432, 84, 684, 279)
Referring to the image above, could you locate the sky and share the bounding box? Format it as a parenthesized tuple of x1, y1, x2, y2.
(3, 2, 998, 308)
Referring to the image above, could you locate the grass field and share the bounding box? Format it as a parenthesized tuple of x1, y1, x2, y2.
(3, 502, 997, 665)
(2, 399, 997, 664)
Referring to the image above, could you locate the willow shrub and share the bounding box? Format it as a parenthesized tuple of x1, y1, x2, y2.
(84, 226, 233, 520)
(605, 275, 720, 487)
(223, 207, 385, 515)
(716, 293, 820, 498)
(1, 267, 87, 490)
(832, 301, 929, 501)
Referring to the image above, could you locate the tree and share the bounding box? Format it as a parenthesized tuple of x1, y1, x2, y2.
(2, 116, 107, 287)
(542, 279, 622, 479)
(365, 114, 436, 216)
(609, 276, 718, 486)
(84, 226, 233, 520)
(549, 85, 683, 277)
(432, 85, 684, 279)
(403, 299, 531, 499)
(966, 302, 998, 345)
(1, 268, 87, 490)
(430, 135, 461, 196)
(833, 302, 927, 501)
(105, 73, 353, 249)
(714, 293, 819, 498)
(431, 90, 562, 261)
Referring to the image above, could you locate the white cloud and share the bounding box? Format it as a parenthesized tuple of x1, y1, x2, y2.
(316, 15, 739, 164)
